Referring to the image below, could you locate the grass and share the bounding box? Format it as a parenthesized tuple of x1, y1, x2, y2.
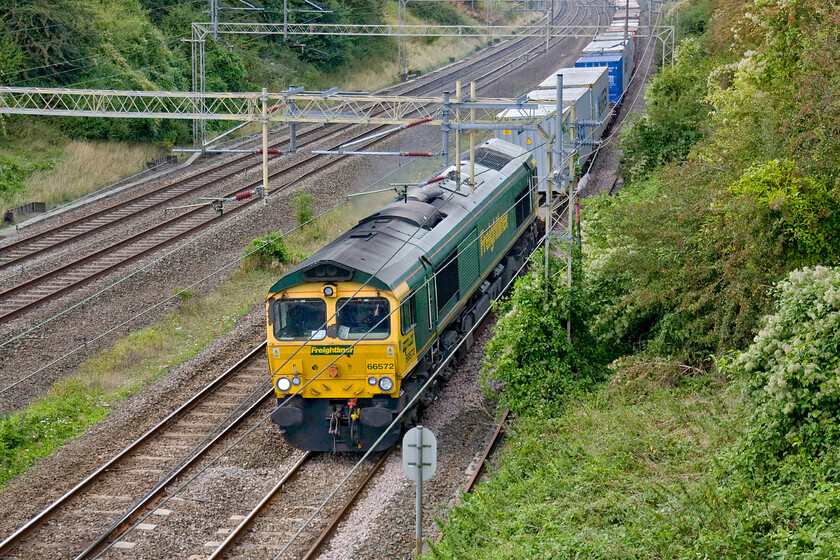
(429, 368, 743, 559)
(0, 0, 536, 220)
(0, 0, 527, 490)
(23, 141, 163, 205)
(0, 267, 276, 490)
(0, 116, 164, 217)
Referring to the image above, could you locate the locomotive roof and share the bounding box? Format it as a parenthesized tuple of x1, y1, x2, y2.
(269, 139, 533, 295)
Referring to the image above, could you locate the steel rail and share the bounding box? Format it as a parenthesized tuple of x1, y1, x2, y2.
(0, 0, 602, 326)
(0, 7, 556, 270)
(0, 153, 272, 272)
(206, 449, 391, 560)
(205, 451, 313, 560)
(75, 388, 276, 559)
(433, 407, 510, 547)
(300, 449, 393, 560)
(464, 408, 510, 494)
(0, 342, 267, 557)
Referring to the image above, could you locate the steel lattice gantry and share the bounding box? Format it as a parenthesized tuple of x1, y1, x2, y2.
(185, 21, 615, 143)
(191, 21, 606, 40)
(0, 86, 550, 127)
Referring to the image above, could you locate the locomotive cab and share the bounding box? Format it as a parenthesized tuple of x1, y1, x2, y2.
(266, 281, 415, 451)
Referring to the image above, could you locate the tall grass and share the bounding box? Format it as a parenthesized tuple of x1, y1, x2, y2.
(430, 372, 742, 559)
(23, 141, 162, 206)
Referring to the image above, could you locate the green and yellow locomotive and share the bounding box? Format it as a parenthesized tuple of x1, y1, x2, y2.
(266, 139, 539, 451)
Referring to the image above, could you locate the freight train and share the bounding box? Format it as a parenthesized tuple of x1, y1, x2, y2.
(498, 3, 640, 193)
(266, 139, 539, 451)
(265, 4, 643, 452)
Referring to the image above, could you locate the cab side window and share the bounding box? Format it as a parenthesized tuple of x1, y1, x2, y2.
(400, 297, 416, 334)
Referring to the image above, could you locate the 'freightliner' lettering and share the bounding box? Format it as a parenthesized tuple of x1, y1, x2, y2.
(310, 346, 354, 356)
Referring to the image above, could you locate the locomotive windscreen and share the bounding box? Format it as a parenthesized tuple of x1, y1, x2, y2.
(336, 298, 390, 340)
(274, 299, 327, 340)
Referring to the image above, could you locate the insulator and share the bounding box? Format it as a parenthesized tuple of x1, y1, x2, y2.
(405, 117, 432, 128)
(404, 152, 433, 157)
(425, 176, 446, 185)
(234, 190, 254, 201)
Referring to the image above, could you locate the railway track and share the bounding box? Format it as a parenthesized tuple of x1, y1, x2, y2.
(0, 0, 607, 327)
(0, 343, 276, 559)
(0, 241, 518, 559)
(206, 450, 391, 560)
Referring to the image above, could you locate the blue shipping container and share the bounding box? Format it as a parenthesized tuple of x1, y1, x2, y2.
(575, 54, 624, 105)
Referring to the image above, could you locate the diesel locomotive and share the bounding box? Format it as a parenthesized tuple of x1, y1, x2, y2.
(266, 138, 539, 452)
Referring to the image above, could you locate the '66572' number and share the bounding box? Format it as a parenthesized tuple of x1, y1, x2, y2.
(366, 361, 395, 371)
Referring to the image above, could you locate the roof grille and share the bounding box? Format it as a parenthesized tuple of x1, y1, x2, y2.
(474, 147, 513, 171)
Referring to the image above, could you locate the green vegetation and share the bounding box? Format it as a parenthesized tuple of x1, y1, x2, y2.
(0, 267, 275, 489)
(481, 248, 606, 417)
(618, 38, 714, 184)
(293, 187, 316, 225)
(432, 373, 737, 559)
(0, 0, 511, 217)
(242, 231, 292, 272)
(0, 162, 411, 490)
(431, 0, 840, 556)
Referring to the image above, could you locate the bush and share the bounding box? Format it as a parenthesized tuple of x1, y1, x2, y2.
(0, 155, 26, 196)
(407, 2, 467, 25)
(729, 266, 840, 463)
(293, 188, 315, 225)
(619, 39, 713, 184)
(481, 248, 606, 417)
(242, 232, 290, 271)
(725, 160, 840, 268)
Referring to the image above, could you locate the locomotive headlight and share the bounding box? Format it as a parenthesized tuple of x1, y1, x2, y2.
(292, 376, 301, 386)
(323, 285, 336, 298)
(276, 377, 292, 393)
(367, 376, 377, 386)
(378, 376, 394, 392)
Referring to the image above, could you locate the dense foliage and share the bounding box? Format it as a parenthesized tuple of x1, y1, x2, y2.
(0, 0, 398, 143)
(732, 266, 840, 466)
(586, 156, 840, 363)
(242, 231, 290, 271)
(481, 248, 606, 416)
(432, 266, 840, 557)
(433, 0, 840, 557)
(619, 38, 714, 183)
(586, 0, 840, 364)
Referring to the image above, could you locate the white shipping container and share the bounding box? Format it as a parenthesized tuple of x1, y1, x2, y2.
(613, 0, 640, 9)
(614, 8, 641, 20)
(584, 36, 636, 68)
(535, 66, 610, 146)
(495, 87, 594, 194)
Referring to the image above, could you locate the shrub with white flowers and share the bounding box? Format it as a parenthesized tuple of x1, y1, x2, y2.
(732, 266, 840, 460)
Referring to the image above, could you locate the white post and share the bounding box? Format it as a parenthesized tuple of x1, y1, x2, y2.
(415, 426, 424, 556)
(455, 81, 462, 188)
(469, 81, 476, 193)
(261, 87, 269, 205)
(211, 0, 218, 41)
